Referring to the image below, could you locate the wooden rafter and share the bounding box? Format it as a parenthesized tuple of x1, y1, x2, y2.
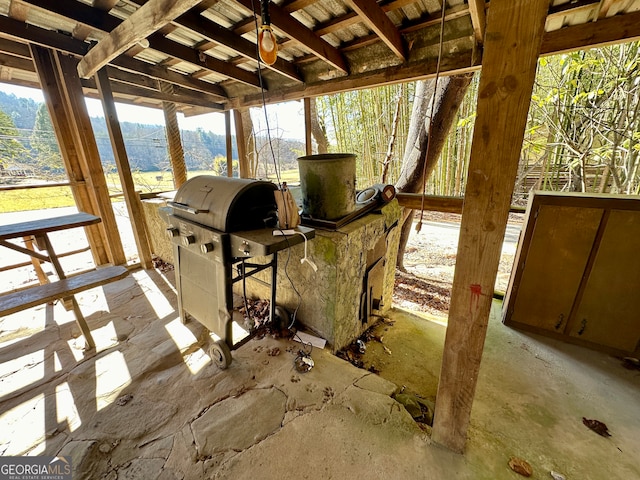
(77, 0, 204, 78)
(22, 0, 261, 90)
(346, 0, 406, 60)
(467, 0, 486, 45)
(0, 11, 228, 101)
(234, 0, 349, 73)
(146, 32, 261, 88)
(0, 14, 88, 56)
(541, 9, 640, 55)
(125, 0, 302, 82)
(110, 56, 227, 100)
(173, 10, 303, 82)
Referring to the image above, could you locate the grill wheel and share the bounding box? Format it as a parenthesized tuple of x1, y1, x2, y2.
(209, 340, 232, 369)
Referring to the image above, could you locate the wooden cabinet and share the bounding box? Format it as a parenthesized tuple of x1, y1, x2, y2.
(503, 192, 640, 355)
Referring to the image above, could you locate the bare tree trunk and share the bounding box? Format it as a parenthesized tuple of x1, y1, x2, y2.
(309, 98, 329, 154)
(382, 84, 405, 183)
(395, 74, 474, 269)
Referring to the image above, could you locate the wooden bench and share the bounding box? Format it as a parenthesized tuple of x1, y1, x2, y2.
(0, 266, 129, 350)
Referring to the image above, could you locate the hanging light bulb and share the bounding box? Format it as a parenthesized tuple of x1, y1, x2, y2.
(259, 24, 278, 65)
(258, 0, 277, 65)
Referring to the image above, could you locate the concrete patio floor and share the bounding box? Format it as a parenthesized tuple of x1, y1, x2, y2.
(1, 268, 639, 479)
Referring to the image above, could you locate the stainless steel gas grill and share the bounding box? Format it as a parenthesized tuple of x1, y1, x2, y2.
(160, 176, 314, 369)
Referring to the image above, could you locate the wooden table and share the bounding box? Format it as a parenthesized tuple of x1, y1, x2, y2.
(0, 212, 128, 350)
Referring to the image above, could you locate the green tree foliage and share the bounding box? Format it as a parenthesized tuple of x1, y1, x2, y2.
(316, 41, 640, 200)
(30, 103, 64, 175)
(0, 91, 38, 130)
(523, 41, 640, 195)
(316, 84, 414, 187)
(0, 109, 27, 169)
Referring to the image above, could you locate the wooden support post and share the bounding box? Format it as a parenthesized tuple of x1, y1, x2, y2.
(159, 81, 187, 188)
(432, 0, 549, 453)
(304, 97, 312, 156)
(55, 52, 127, 266)
(225, 110, 233, 177)
(23, 236, 49, 285)
(233, 108, 250, 179)
(29, 45, 110, 265)
(96, 68, 154, 269)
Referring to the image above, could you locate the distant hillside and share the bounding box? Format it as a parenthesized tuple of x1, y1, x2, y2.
(0, 90, 302, 174)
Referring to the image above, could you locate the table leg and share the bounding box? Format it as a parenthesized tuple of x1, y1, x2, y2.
(36, 233, 73, 310)
(23, 235, 50, 285)
(71, 296, 96, 350)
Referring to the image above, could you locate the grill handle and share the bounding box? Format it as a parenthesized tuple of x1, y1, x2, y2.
(168, 201, 209, 215)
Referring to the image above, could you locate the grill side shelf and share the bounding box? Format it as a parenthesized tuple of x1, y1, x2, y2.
(229, 226, 315, 257)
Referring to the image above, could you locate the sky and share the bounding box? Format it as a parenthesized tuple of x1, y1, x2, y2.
(0, 82, 306, 140)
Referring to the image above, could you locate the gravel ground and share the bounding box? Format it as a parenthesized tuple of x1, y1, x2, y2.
(393, 211, 524, 318)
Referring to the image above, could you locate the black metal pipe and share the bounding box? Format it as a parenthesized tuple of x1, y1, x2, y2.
(261, 0, 270, 25)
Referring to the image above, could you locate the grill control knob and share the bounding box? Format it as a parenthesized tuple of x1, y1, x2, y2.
(182, 234, 196, 246)
(201, 242, 215, 254)
(166, 227, 179, 239)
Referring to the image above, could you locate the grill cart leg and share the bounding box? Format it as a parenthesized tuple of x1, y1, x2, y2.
(209, 339, 232, 369)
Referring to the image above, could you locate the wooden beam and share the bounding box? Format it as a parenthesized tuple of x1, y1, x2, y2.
(172, 9, 302, 82)
(110, 56, 228, 100)
(345, 0, 406, 60)
(234, 48, 477, 108)
(56, 51, 127, 265)
(146, 32, 262, 88)
(541, 9, 640, 55)
(234, 0, 349, 73)
(0, 14, 89, 56)
(8, 0, 29, 22)
(0, 37, 31, 59)
(77, 0, 205, 78)
(431, 0, 549, 453)
(0, 12, 228, 100)
(0, 52, 35, 72)
(396, 193, 525, 214)
(29, 44, 110, 265)
(23, 0, 259, 88)
(95, 68, 154, 269)
(467, 0, 486, 45)
(80, 75, 224, 109)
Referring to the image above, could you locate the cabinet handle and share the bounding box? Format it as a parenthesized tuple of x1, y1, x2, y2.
(578, 318, 587, 335)
(555, 314, 564, 330)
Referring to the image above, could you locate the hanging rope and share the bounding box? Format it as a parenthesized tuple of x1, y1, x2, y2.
(415, 1, 447, 233)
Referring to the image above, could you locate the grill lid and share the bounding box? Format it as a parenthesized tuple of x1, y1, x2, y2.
(169, 176, 277, 232)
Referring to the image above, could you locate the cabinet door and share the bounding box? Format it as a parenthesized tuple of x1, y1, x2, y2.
(570, 209, 640, 352)
(509, 205, 603, 331)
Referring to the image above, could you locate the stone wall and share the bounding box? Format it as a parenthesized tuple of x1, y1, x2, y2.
(237, 200, 401, 352)
(140, 197, 174, 264)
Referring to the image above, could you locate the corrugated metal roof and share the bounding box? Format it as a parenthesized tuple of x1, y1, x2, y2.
(0, 0, 638, 113)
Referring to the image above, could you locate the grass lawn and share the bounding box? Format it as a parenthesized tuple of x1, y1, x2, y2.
(0, 169, 300, 213)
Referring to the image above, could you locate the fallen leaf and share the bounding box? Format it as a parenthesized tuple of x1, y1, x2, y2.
(508, 457, 533, 477)
(582, 417, 611, 437)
